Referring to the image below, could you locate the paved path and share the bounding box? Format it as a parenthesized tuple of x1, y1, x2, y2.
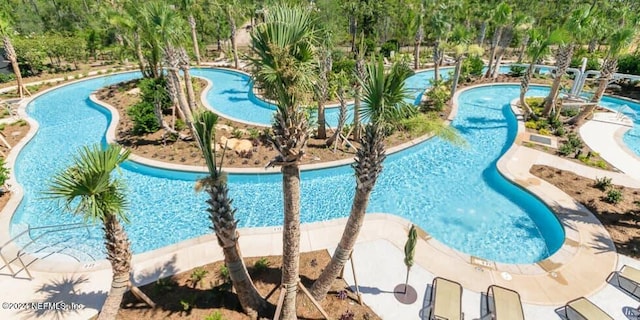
(580, 112, 640, 179)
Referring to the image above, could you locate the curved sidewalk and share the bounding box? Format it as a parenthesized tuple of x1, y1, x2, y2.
(580, 112, 640, 179)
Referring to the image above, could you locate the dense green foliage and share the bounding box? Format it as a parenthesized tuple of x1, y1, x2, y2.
(618, 54, 640, 75)
(127, 101, 159, 135)
(125, 78, 169, 135)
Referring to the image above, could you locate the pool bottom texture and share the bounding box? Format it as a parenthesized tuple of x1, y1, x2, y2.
(11, 71, 566, 264)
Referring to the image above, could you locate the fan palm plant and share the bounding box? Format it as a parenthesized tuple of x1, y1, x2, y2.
(45, 144, 153, 320)
(192, 110, 267, 319)
(519, 28, 566, 118)
(249, 5, 317, 319)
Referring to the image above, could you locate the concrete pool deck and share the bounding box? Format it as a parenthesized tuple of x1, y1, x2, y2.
(1, 76, 639, 319)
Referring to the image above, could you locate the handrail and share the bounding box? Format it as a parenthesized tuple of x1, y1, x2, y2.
(616, 105, 637, 121)
(0, 222, 93, 279)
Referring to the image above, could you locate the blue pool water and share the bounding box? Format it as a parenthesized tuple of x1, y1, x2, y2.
(12, 70, 565, 264)
(596, 96, 640, 156)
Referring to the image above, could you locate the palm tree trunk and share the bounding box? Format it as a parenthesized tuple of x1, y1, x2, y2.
(182, 67, 197, 112)
(227, 7, 239, 70)
(353, 55, 365, 141)
(189, 15, 201, 66)
(280, 164, 301, 320)
(433, 40, 441, 83)
(133, 33, 148, 78)
(350, 17, 357, 53)
(568, 59, 616, 126)
(3, 36, 29, 98)
(310, 125, 385, 301)
(543, 45, 573, 116)
(477, 21, 487, 46)
(450, 57, 463, 98)
(414, 27, 423, 70)
(517, 34, 530, 63)
(484, 27, 502, 78)
(519, 64, 534, 117)
(96, 215, 132, 320)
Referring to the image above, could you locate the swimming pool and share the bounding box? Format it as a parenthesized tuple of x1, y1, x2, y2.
(597, 96, 640, 156)
(10, 70, 564, 264)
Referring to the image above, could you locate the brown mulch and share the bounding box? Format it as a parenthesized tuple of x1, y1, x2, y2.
(531, 165, 640, 257)
(0, 120, 31, 211)
(118, 250, 381, 320)
(95, 79, 438, 168)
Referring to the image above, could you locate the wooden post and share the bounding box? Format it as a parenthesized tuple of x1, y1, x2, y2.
(298, 281, 330, 319)
(349, 252, 363, 305)
(273, 286, 286, 320)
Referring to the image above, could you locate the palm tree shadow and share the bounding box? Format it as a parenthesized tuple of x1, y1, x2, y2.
(131, 254, 179, 287)
(18, 274, 107, 320)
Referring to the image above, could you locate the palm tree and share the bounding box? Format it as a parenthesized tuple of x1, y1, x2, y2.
(139, 1, 186, 78)
(315, 43, 332, 139)
(519, 28, 567, 118)
(164, 46, 196, 138)
(448, 26, 483, 98)
(249, 5, 317, 319)
(353, 35, 366, 142)
(179, 0, 202, 65)
(105, 6, 148, 77)
(224, 0, 243, 70)
(427, 6, 451, 83)
(0, 15, 30, 98)
(490, 13, 533, 79)
(569, 28, 636, 126)
(310, 59, 463, 301)
(45, 144, 153, 320)
(483, 2, 511, 79)
(542, 4, 595, 117)
(413, 0, 425, 70)
(192, 110, 267, 319)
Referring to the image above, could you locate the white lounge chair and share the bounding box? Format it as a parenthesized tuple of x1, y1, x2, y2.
(426, 277, 463, 320)
(482, 285, 524, 320)
(564, 297, 612, 320)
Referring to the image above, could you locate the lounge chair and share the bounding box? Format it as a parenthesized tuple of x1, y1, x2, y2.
(564, 297, 612, 320)
(482, 285, 524, 320)
(617, 265, 640, 299)
(426, 277, 464, 320)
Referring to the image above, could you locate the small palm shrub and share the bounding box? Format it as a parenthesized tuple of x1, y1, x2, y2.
(594, 176, 612, 191)
(604, 189, 623, 204)
(127, 102, 159, 134)
(253, 257, 270, 273)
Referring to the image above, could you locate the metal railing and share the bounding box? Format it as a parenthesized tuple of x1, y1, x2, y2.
(0, 222, 93, 279)
(616, 105, 638, 122)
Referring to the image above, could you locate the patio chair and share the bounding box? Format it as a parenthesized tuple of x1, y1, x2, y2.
(481, 285, 524, 320)
(564, 297, 612, 320)
(617, 265, 640, 299)
(426, 277, 464, 320)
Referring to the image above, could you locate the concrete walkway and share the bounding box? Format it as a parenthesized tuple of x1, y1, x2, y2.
(580, 112, 640, 179)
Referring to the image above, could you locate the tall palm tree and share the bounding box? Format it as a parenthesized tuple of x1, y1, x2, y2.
(542, 3, 595, 117)
(105, 6, 148, 77)
(490, 12, 533, 79)
(164, 46, 196, 138)
(0, 15, 30, 98)
(353, 35, 366, 142)
(519, 28, 566, 118)
(224, 0, 243, 69)
(139, 1, 186, 78)
(569, 28, 636, 126)
(45, 144, 153, 320)
(310, 59, 463, 301)
(249, 5, 317, 319)
(179, 0, 201, 65)
(483, 1, 511, 78)
(413, 0, 425, 70)
(427, 6, 451, 83)
(448, 26, 483, 98)
(315, 43, 332, 139)
(192, 110, 267, 319)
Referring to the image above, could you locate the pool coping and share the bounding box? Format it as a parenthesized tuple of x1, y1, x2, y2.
(0, 75, 620, 306)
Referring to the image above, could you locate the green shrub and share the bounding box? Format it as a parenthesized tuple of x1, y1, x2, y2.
(423, 80, 449, 112)
(138, 78, 171, 111)
(219, 265, 230, 282)
(617, 54, 640, 75)
(231, 128, 243, 139)
(0, 73, 16, 83)
(204, 311, 225, 320)
(567, 133, 583, 149)
(380, 40, 399, 58)
(508, 65, 526, 77)
(560, 108, 580, 117)
(604, 189, 623, 204)
(188, 267, 209, 288)
(0, 158, 9, 189)
(595, 160, 607, 169)
(554, 126, 566, 137)
(175, 118, 186, 131)
(524, 121, 538, 129)
(180, 294, 197, 311)
(154, 277, 176, 295)
(332, 57, 356, 75)
(127, 102, 159, 134)
(594, 176, 612, 191)
(558, 143, 575, 156)
(248, 128, 260, 139)
(461, 55, 484, 78)
(253, 257, 270, 273)
(538, 128, 552, 136)
(13, 119, 27, 127)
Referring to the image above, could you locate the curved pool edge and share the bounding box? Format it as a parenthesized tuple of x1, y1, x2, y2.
(0, 69, 142, 263)
(18, 211, 616, 305)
